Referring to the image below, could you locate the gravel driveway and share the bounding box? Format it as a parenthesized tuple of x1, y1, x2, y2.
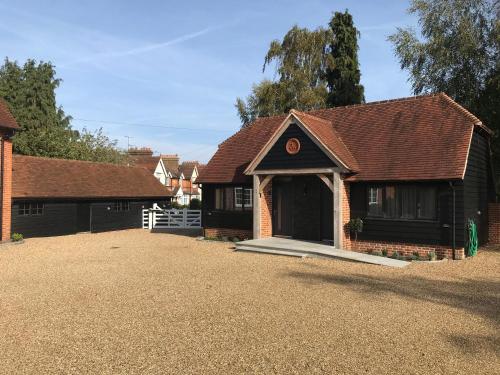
(0, 230, 498, 374)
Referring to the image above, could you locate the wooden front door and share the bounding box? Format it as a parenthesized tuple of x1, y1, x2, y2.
(272, 176, 332, 242)
(272, 178, 294, 237)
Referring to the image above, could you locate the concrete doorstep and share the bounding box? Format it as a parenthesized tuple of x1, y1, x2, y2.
(235, 237, 410, 268)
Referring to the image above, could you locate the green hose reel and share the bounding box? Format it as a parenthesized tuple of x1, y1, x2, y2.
(467, 219, 478, 257)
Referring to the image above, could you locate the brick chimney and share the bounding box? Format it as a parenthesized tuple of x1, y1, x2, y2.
(128, 147, 153, 157)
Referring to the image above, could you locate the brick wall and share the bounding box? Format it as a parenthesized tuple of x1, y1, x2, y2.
(204, 227, 252, 240)
(260, 180, 273, 238)
(0, 137, 12, 242)
(341, 180, 351, 250)
(350, 239, 463, 260)
(488, 203, 500, 244)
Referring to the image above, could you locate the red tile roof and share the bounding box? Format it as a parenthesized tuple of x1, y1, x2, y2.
(130, 155, 161, 173)
(0, 99, 20, 130)
(13, 155, 173, 199)
(198, 93, 489, 183)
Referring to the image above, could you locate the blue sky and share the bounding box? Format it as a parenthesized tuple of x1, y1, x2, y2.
(0, 0, 417, 162)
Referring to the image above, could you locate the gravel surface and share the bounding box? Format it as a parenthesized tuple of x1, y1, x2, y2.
(0, 229, 499, 374)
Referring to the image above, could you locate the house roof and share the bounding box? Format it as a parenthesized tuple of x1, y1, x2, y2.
(179, 161, 201, 178)
(12, 155, 173, 199)
(130, 155, 161, 173)
(0, 98, 20, 130)
(197, 93, 490, 184)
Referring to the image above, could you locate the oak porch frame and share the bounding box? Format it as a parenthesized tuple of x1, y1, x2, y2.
(251, 169, 344, 249)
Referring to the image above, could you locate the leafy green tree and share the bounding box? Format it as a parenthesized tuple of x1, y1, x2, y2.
(0, 58, 125, 163)
(326, 11, 365, 106)
(388, 0, 499, 166)
(236, 26, 330, 126)
(236, 11, 365, 127)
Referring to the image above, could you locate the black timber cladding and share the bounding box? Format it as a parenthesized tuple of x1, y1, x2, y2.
(463, 131, 495, 245)
(12, 199, 159, 238)
(255, 123, 336, 170)
(349, 182, 464, 247)
(201, 184, 252, 230)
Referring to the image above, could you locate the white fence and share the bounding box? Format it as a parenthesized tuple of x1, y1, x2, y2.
(143, 208, 201, 229)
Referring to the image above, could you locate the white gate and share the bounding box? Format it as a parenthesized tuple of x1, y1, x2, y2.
(142, 208, 201, 229)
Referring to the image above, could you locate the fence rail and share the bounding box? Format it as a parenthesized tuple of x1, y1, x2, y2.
(143, 208, 201, 229)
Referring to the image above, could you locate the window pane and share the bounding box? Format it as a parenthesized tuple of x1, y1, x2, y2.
(400, 186, 416, 219)
(368, 187, 383, 216)
(244, 188, 252, 208)
(224, 187, 234, 210)
(215, 188, 223, 209)
(234, 187, 243, 207)
(418, 187, 436, 219)
(384, 186, 398, 218)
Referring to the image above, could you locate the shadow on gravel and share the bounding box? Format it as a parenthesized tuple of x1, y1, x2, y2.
(283, 270, 500, 352)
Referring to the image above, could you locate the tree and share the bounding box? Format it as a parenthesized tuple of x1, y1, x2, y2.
(236, 26, 330, 126)
(326, 11, 365, 106)
(388, 0, 499, 165)
(236, 11, 365, 127)
(0, 58, 125, 163)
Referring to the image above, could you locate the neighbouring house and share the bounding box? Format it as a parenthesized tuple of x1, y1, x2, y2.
(11, 155, 172, 238)
(130, 149, 203, 206)
(197, 93, 496, 260)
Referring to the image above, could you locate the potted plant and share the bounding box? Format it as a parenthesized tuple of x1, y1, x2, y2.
(347, 217, 363, 241)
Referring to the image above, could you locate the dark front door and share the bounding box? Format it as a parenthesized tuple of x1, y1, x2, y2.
(272, 176, 332, 242)
(273, 178, 294, 237)
(77, 203, 91, 232)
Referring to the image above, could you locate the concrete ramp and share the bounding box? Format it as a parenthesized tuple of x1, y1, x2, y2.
(235, 237, 409, 268)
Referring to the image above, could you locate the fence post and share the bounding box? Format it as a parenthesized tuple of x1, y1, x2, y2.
(148, 209, 153, 229)
(183, 208, 188, 228)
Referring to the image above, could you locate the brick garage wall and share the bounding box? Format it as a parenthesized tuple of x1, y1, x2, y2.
(1, 137, 12, 242)
(203, 227, 252, 240)
(350, 239, 464, 260)
(488, 203, 500, 244)
(260, 180, 272, 238)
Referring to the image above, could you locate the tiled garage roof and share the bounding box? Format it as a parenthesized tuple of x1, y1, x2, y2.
(198, 93, 489, 183)
(13, 155, 173, 199)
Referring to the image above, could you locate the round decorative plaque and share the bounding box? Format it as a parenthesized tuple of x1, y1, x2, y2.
(285, 138, 301, 155)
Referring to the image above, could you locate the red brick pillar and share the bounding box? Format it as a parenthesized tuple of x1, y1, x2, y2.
(341, 181, 351, 250)
(488, 203, 500, 244)
(260, 180, 272, 238)
(1, 136, 12, 241)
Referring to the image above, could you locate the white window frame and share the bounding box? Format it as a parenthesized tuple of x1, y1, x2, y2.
(234, 187, 243, 208)
(244, 188, 252, 208)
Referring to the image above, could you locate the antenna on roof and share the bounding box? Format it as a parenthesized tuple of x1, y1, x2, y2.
(124, 136, 133, 153)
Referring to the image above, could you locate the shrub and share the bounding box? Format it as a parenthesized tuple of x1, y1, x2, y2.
(412, 251, 420, 260)
(347, 217, 363, 241)
(11, 233, 23, 242)
(382, 249, 388, 257)
(428, 251, 437, 261)
(391, 251, 400, 259)
(232, 237, 240, 242)
(372, 250, 382, 257)
(408, 254, 418, 261)
(189, 198, 201, 210)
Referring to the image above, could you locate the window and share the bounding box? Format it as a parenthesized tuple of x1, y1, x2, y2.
(18, 202, 44, 216)
(368, 187, 383, 216)
(244, 188, 252, 208)
(215, 188, 224, 210)
(367, 185, 437, 220)
(214, 187, 252, 210)
(235, 187, 243, 208)
(113, 201, 130, 212)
